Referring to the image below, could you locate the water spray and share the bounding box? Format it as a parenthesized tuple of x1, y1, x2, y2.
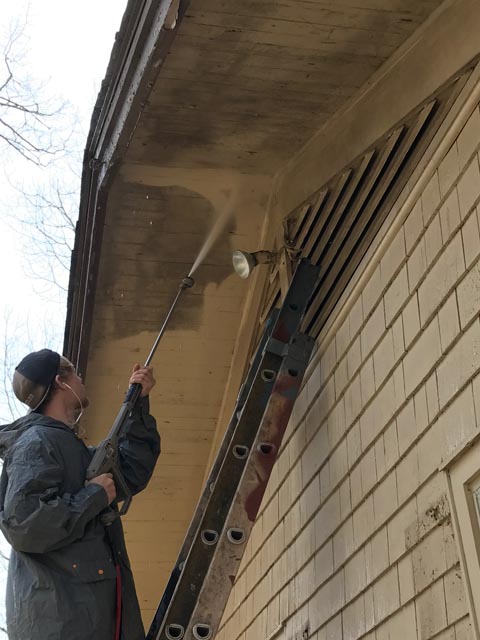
(148, 185, 236, 363)
(188, 186, 237, 278)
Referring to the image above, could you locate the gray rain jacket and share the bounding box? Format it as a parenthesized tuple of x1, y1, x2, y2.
(0, 397, 160, 640)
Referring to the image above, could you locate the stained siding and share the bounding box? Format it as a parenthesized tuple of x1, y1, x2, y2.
(215, 103, 480, 640)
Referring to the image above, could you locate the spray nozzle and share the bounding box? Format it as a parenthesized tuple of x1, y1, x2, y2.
(180, 276, 195, 290)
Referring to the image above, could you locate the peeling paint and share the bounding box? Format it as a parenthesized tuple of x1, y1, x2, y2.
(406, 493, 450, 548)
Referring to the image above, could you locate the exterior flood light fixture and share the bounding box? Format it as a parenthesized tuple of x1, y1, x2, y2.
(232, 250, 279, 279)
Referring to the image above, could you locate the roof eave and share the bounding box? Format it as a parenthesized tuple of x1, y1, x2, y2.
(63, 0, 187, 373)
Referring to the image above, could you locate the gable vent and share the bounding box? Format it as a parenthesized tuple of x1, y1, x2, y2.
(260, 66, 473, 340)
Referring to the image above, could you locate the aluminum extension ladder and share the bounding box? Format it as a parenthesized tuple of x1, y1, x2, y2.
(146, 259, 319, 640)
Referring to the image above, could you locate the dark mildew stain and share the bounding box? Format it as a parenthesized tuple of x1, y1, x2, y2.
(94, 180, 236, 344)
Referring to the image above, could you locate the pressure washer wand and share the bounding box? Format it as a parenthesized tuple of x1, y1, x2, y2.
(86, 275, 195, 523)
(145, 276, 195, 367)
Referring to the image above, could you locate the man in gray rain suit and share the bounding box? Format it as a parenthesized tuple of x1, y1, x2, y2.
(0, 349, 161, 640)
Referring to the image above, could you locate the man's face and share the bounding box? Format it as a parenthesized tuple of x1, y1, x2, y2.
(64, 369, 90, 409)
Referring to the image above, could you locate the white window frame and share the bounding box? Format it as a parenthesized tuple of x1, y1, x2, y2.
(443, 432, 480, 638)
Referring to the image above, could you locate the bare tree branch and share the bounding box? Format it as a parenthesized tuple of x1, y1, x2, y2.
(0, 309, 25, 423)
(0, 13, 69, 166)
(6, 175, 78, 295)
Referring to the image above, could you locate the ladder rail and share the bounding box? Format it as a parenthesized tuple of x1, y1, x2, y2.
(146, 259, 319, 640)
(184, 332, 314, 639)
(146, 310, 280, 637)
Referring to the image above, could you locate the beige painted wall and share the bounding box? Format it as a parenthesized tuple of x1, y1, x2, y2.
(215, 82, 480, 640)
(211, 2, 480, 639)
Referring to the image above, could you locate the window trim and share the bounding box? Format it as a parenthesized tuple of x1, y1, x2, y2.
(443, 432, 480, 637)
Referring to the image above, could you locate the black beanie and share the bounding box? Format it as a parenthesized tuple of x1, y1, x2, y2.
(12, 349, 61, 410)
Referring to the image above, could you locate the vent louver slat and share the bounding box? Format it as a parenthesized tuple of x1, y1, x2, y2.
(309, 150, 376, 267)
(302, 171, 352, 259)
(293, 190, 328, 250)
(307, 100, 436, 335)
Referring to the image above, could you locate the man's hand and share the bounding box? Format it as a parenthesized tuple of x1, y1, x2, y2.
(87, 473, 116, 505)
(130, 364, 156, 397)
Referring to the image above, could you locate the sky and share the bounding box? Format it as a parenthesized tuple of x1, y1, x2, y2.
(0, 0, 129, 291)
(0, 0, 129, 629)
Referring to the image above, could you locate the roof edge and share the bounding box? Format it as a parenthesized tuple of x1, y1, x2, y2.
(63, 0, 187, 373)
